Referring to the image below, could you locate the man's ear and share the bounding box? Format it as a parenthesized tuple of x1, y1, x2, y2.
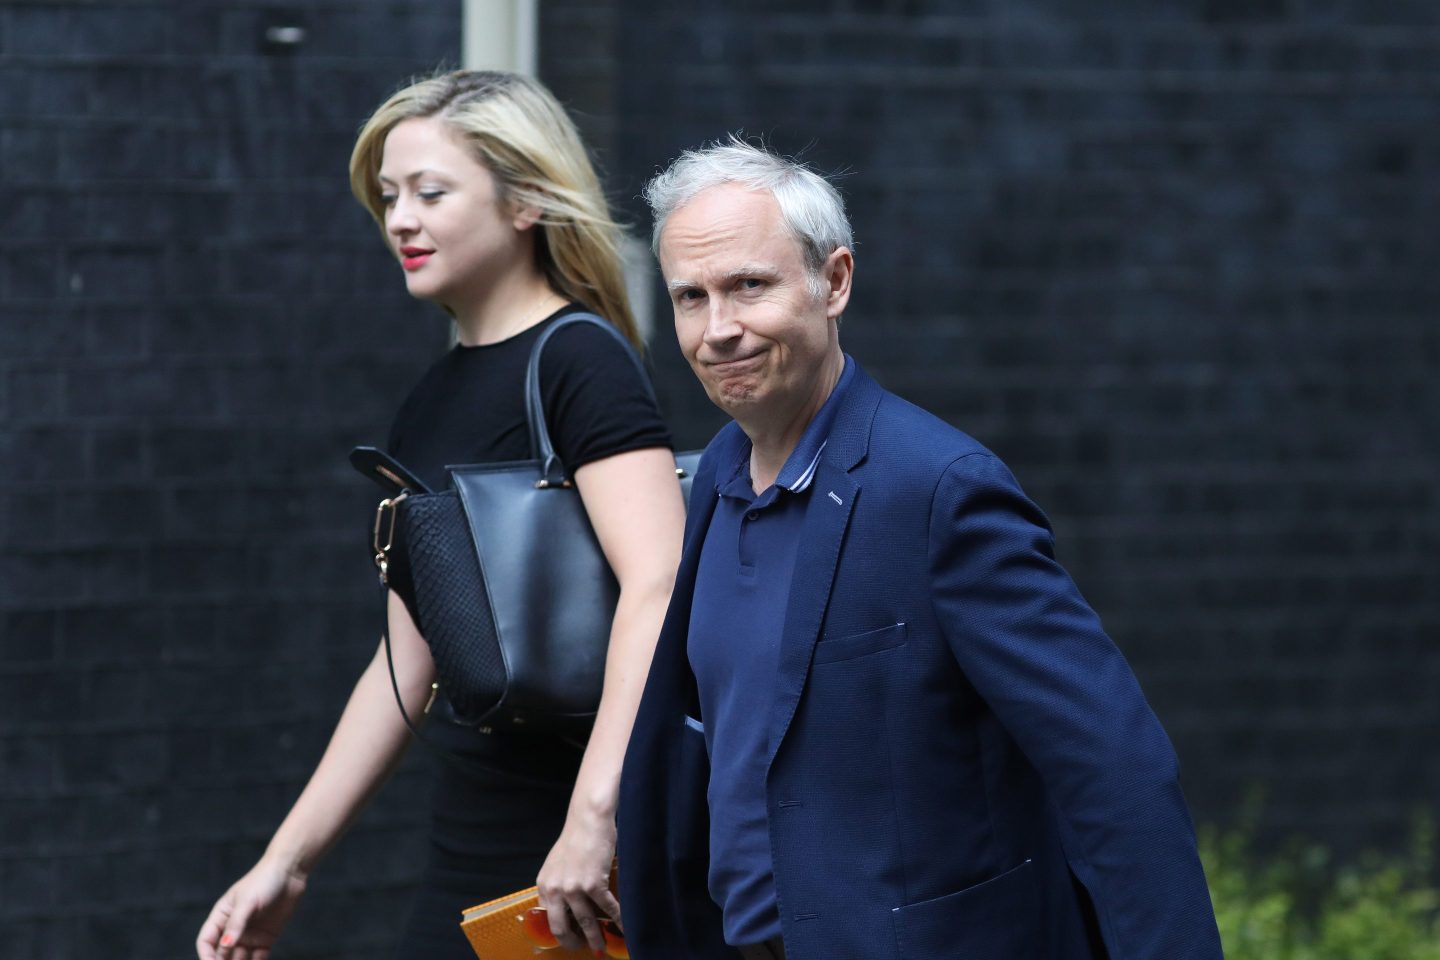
(823, 246, 854, 320)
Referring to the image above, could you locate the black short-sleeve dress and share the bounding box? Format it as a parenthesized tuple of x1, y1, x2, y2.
(385, 305, 671, 959)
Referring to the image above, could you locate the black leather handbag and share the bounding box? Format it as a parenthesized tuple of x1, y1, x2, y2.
(354, 314, 699, 736)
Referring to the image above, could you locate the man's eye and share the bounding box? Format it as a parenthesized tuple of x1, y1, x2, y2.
(739, 278, 764, 290)
(677, 289, 703, 303)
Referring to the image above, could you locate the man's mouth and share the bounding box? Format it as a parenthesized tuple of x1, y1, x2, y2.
(707, 352, 763, 374)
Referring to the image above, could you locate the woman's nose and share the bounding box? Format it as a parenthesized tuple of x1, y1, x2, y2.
(387, 198, 419, 237)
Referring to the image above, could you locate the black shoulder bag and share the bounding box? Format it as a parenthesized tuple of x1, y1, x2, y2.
(352, 314, 699, 738)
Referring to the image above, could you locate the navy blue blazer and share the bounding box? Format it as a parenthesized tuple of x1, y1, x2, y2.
(618, 362, 1223, 960)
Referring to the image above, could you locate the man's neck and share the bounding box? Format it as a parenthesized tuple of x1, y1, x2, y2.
(742, 351, 845, 493)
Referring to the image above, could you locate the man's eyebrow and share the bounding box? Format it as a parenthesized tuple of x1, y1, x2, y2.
(723, 264, 780, 282)
(667, 264, 780, 292)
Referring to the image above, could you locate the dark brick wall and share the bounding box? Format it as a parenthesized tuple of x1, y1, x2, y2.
(1, 2, 461, 957)
(603, 1, 1440, 850)
(538, 0, 623, 178)
(5, 1, 1439, 957)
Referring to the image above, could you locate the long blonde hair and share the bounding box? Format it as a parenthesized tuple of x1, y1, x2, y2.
(349, 70, 639, 346)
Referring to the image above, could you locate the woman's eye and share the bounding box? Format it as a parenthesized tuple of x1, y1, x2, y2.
(419, 190, 444, 201)
(379, 194, 397, 206)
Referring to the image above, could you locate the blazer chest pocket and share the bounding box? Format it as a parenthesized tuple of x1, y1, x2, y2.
(813, 622, 907, 665)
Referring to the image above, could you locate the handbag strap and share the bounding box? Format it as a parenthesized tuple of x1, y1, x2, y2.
(381, 627, 589, 772)
(523, 312, 658, 487)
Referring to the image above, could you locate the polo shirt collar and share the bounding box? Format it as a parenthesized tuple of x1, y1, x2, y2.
(715, 354, 856, 498)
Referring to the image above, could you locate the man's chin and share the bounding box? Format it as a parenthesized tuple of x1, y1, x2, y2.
(704, 381, 759, 417)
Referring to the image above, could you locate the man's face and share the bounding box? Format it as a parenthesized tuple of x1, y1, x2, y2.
(660, 183, 851, 431)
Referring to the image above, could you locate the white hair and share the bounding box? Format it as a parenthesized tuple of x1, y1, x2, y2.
(644, 137, 853, 295)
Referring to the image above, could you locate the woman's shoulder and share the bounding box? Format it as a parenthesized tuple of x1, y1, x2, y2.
(539, 307, 641, 359)
(535, 307, 671, 468)
(537, 308, 650, 390)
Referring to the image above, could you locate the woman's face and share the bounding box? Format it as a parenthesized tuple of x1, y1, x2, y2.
(376, 116, 532, 310)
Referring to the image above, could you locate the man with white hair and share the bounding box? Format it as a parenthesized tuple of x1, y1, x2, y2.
(617, 139, 1223, 960)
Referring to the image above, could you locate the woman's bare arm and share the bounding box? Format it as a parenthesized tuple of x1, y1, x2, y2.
(535, 446, 687, 952)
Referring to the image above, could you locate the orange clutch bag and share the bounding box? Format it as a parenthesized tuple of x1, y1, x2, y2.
(459, 886, 628, 960)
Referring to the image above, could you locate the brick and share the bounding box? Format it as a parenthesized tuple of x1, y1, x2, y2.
(0, 304, 81, 358)
(82, 304, 148, 358)
(150, 426, 250, 481)
(83, 190, 181, 243)
(88, 547, 150, 605)
(0, 610, 58, 664)
(6, 489, 61, 546)
(6, 365, 64, 421)
(87, 425, 150, 482)
(78, 666, 156, 725)
(169, 6, 223, 57)
(0, 855, 57, 917)
(147, 543, 247, 598)
(0, 670, 66, 727)
(55, 730, 171, 791)
(1, 426, 87, 483)
(67, 246, 164, 302)
(58, 605, 164, 664)
(0, 190, 88, 242)
(57, 126, 170, 182)
(6, 5, 170, 58)
(0, 734, 55, 796)
(1, 246, 61, 301)
(64, 362, 221, 420)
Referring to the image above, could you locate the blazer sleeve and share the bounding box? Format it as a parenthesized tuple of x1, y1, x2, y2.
(927, 452, 1223, 960)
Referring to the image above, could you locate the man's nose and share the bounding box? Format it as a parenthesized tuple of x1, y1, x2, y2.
(702, 300, 742, 346)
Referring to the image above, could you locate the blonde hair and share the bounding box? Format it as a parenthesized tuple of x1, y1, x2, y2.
(349, 70, 639, 347)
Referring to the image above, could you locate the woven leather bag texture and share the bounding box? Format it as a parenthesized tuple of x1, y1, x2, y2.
(394, 489, 506, 723)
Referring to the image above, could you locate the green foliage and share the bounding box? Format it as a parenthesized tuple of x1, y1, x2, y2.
(1200, 816, 1440, 960)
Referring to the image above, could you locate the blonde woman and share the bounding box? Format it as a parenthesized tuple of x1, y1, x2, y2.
(196, 71, 685, 960)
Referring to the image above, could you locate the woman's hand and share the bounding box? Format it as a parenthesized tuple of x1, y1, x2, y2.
(196, 858, 307, 960)
(536, 806, 622, 953)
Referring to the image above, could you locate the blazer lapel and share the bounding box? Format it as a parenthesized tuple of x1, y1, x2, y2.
(764, 462, 858, 770)
(762, 362, 885, 770)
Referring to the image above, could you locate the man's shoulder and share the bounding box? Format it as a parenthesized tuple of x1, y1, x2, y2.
(868, 387, 1000, 476)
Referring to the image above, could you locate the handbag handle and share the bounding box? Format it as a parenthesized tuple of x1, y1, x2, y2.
(523, 313, 659, 488)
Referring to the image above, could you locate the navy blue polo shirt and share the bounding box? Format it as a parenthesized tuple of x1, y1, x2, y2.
(688, 356, 855, 947)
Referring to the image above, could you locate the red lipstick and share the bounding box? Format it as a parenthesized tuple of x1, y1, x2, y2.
(400, 246, 433, 271)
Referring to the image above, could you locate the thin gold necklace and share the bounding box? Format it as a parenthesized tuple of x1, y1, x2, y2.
(502, 290, 563, 340)
(461, 290, 561, 346)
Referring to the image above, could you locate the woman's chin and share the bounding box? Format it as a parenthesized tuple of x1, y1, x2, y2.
(403, 274, 448, 303)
